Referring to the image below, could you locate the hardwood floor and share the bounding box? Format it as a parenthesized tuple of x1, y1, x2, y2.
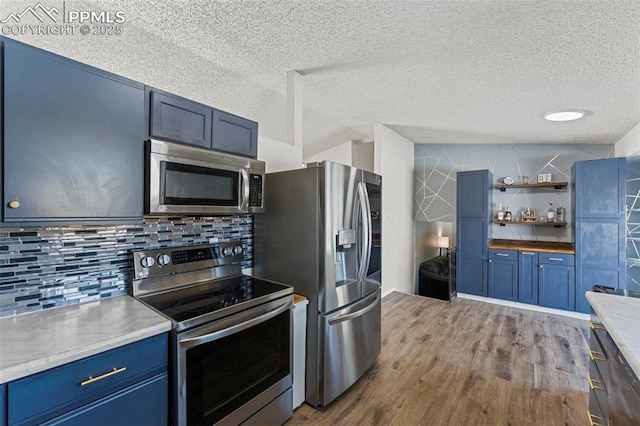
(288, 292, 590, 425)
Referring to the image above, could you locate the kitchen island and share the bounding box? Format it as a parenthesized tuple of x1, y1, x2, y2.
(586, 291, 640, 425)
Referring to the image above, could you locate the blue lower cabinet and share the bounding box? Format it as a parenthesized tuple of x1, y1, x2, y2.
(8, 334, 168, 426)
(488, 250, 518, 301)
(539, 262, 575, 311)
(518, 252, 539, 305)
(1, 384, 6, 426)
(46, 374, 168, 426)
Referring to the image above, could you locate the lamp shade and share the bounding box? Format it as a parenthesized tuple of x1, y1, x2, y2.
(437, 236, 449, 248)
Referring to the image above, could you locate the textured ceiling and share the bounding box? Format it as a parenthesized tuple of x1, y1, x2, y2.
(2, 0, 640, 153)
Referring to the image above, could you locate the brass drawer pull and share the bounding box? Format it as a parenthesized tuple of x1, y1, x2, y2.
(79, 367, 127, 386)
(589, 349, 605, 362)
(589, 320, 605, 330)
(587, 410, 603, 426)
(588, 376, 604, 391)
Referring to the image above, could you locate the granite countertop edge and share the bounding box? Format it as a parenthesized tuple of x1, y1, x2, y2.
(0, 295, 172, 384)
(586, 291, 640, 379)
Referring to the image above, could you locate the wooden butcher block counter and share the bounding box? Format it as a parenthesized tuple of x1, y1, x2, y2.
(488, 239, 575, 254)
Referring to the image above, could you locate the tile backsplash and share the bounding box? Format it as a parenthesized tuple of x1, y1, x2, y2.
(0, 215, 253, 317)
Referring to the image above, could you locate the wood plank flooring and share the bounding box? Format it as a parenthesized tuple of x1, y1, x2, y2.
(288, 292, 589, 426)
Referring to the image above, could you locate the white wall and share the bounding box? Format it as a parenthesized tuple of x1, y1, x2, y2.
(257, 136, 303, 173)
(616, 123, 640, 157)
(374, 125, 415, 296)
(304, 141, 352, 165)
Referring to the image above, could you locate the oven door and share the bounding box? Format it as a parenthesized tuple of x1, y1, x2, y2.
(173, 297, 292, 426)
(147, 145, 249, 216)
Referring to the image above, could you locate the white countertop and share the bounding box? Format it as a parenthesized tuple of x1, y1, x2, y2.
(586, 291, 640, 379)
(0, 295, 172, 384)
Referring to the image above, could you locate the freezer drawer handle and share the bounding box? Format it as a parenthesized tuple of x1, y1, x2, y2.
(328, 294, 380, 326)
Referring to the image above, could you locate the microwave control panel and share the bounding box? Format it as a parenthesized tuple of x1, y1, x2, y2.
(249, 174, 263, 207)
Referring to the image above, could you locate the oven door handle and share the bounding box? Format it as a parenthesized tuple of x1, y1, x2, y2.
(179, 301, 290, 349)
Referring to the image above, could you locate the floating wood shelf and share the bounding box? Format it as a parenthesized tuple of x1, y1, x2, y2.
(494, 220, 567, 228)
(494, 181, 568, 191)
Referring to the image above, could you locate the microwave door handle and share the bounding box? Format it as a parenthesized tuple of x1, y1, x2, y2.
(239, 168, 250, 212)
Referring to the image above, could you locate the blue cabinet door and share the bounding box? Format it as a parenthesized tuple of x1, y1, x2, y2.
(488, 250, 518, 301)
(0, 384, 5, 426)
(212, 109, 258, 158)
(575, 218, 626, 312)
(574, 157, 626, 312)
(457, 217, 488, 296)
(47, 374, 168, 426)
(149, 89, 213, 149)
(3, 39, 144, 222)
(518, 251, 539, 305)
(539, 264, 575, 311)
(574, 158, 625, 218)
(457, 170, 491, 218)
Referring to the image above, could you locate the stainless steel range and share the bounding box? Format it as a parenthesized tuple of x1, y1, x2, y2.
(131, 242, 293, 426)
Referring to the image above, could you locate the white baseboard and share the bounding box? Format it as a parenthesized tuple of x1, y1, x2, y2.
(456, 293, 590, 320)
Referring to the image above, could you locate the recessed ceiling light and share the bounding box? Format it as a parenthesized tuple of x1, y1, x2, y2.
(544, 110, 585, 122)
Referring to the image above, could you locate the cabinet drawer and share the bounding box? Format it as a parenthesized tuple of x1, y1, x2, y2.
(588, 388, 607, 426)
(8, 334, 167, 425)
(538, 252, 574, 265)
(588, 359, 608, 423)
(44, 374, 168, 426)
(488, 249, 517, 261)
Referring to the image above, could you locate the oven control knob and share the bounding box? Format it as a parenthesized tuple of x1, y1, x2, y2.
(222, 247, 233, 257)
(233, 245, 243, 255)
(157, 254, 171, 267)
(140, 256, 155, 268)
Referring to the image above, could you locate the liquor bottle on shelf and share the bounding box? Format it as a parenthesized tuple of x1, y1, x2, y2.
(497, 203, 504, 221)
(546, 203, 555, 222)
(504, 206, 512, 222)
(556, 204, 566, 222)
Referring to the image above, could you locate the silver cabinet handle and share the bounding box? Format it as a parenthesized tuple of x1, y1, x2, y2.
(548, 257, 564, 261)
(522, 252, 535, 255)
(496, 253, 509, 257)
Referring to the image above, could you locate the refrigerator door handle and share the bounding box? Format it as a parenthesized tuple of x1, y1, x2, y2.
(356, 182, 372, 287)
(328, 291, 380, 325)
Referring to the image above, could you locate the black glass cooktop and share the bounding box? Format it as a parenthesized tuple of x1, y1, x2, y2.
(141, 275, 291, 327)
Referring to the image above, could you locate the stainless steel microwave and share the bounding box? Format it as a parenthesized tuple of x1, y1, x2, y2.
(145, 139, 265, 216)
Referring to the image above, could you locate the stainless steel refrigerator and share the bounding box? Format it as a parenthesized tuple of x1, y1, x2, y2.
(254, 161, 382, 407)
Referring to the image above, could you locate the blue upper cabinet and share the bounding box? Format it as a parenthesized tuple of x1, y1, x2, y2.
(457, 170, 491, 218)
(574, 157, 626, 218)
(212, 109, 258, 159)
(3, 39, 144, 222)
(456, 170, 492, 296)
(573, 157, 626, 313)
(148, 89, 213, 149)
(146, 88, 258, 158)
